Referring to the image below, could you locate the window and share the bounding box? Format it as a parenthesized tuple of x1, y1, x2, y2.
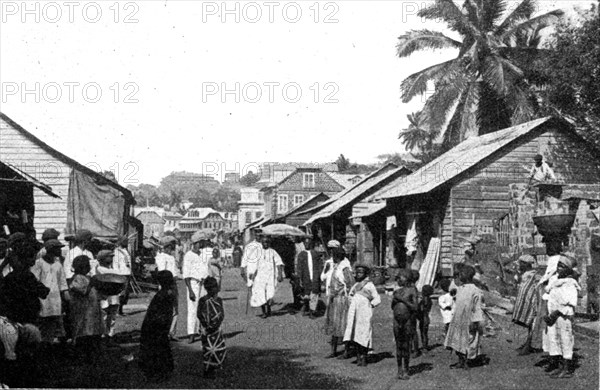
(245, 211, 252, 224)
(277, 194, 288, 213)
(293, 195, 305, 206)
(255, 211, 263, 219)
(258, 192, 264, 202)
(303, 173, 315, 188)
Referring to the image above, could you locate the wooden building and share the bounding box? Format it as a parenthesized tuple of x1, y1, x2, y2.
(273, 192, 330, 227)
(365, 117, 600, 286)
(135, 210, 166, 238)
(303, 163, 411, 263)
(0, 113, 135, 240)
(261, 167, 345, 220)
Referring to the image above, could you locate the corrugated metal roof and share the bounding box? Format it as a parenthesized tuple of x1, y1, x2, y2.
(276, 192, 330, 220)
(304, 164, 410, 225)
(351, 201, 387, 219)
(371, 117, 557, 200)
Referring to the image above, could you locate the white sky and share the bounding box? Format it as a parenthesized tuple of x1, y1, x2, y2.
(0, 0, 592, 186)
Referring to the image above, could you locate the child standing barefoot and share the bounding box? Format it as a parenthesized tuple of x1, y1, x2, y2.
(139, 270, 176, 382)
(69, 255, 104, 363)
(392, 269, 418, 380)
(198, 276, 226, 379)
(438, 279, 455, 335)
(444, 265, 484, 370)
(417, 285, 434, 352)
(343, 264, 381, 367)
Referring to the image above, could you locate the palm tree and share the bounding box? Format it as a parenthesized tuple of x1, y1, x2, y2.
(398, 111, 442, 165)
(397, 0, 563, 147)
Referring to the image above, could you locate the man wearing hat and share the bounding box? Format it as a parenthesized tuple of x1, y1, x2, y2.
(527, 154, 556, 185)
(95, 250, 121, 341)
(35, 228, 61, 260)
(512, 254, 543, 355)
(182, 234, 210, 343)
(31, 239, 70, 343)
(63, 230, 96, 282)
(542, 253, 580, 378)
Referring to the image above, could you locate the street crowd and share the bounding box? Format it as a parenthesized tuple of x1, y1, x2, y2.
(236, 228, 581, 381)
(0, 220, 582, 386)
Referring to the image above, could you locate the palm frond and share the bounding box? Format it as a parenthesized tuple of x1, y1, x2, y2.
(418, 0, 479, 37)
(396, 30, 462, 58)
(496, 0, 536, 35)
(507, 83, 539, 124)
(420, 69, 472, 140)
(482, 55, 525, 96)
(400, 59, 457, 102)
(481, 0, 507, 32)
(443, 81, 480, 145)
(500, 10, 564, 42)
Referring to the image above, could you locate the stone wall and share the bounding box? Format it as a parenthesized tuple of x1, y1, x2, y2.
(508, 183, 600, 313)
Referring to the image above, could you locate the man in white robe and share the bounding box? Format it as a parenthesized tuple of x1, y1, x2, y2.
(249, 237, 283, 318)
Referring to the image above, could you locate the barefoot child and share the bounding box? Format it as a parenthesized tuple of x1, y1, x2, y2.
(95, 250, 120, 342)
(417, 285, 434, 352)
(69, 255, 104, 362)
(392, 269, 418, 380)
(139, 270, 176, 382)
(30, 239, 70, 344)
(343, 263, 381, 367)
(198, 276, 226, 379)
(438, 279, 455, 335)
(543, 255, 579, 379)
(409, 270, 422, 357)
(444, 265, 484, 370)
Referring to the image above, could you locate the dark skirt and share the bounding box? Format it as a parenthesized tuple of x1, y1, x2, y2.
(202, 329, 227, 368)
(325, 294, 349, 338)
(139, 338, 174, 378)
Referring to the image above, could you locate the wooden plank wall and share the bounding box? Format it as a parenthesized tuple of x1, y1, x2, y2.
(0, 118, 71, 239)
(450, 125, 600, 263)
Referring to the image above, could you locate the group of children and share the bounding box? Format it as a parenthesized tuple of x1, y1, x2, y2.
(389, 264, 491, 380)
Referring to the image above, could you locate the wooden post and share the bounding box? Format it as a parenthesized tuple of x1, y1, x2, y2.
(331, 220, 334, 240)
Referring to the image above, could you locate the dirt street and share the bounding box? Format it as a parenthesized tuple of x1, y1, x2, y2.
(38, 268, 599, 389)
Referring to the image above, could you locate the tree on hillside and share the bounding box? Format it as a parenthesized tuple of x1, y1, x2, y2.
(239, 171, 260, 187)
(397, 0, 563, 147)
(535, 5, 600, 147)
(376, 153, 421, 171)
(336, 154, 352, 172)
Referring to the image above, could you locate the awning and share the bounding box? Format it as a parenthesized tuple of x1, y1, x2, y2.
(351, 201, 387, 219)
(0, 161, 61, 198)
(245, 216, 273, 231)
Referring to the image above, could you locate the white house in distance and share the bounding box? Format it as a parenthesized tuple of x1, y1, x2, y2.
(178, 207, 236, 238)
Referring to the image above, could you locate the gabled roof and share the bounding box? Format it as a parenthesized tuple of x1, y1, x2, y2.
(275, 192, 330, 220)
(304, 163, 411, 225)
(371, 117, 572, 200)
(327, 172, 365, 189)
(135, 210, 166, 223)
(0, 112, 134, 203)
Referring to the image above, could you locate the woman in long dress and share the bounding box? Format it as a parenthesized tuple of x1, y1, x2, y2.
(324, 245, 354, 359)
(343, 263, 381, 367)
